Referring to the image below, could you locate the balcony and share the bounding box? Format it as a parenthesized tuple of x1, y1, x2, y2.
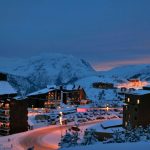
(0, 107, 10, 111)
(0, 126, 10, 131)
(0, 116, 9, 123)
(0, 109, 10, 116)
(0, 103, 10, 110)
(0, 129, 9, 135)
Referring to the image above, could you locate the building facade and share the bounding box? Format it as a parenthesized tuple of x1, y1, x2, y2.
(0, 72, 28, 135)
(0, 98, 28, 135)
(123, 90, 150, 128)
(93, 82, 114, 89)
(27, 88, 61, 108)
(27, 85, 87, 108)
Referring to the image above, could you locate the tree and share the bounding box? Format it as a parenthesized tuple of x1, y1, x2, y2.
(59, 129, 80, 149)
(112, 129, 125, 143)
(81, 129, 97, 145)
(71, 131, 80, 146)
(59, 130, 73, 148)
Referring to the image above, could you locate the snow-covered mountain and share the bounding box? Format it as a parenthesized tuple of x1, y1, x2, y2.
(100, 64, 150, 81)
(0, 53, 96, 94)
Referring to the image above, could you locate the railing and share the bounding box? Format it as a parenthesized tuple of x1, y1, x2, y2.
(0, 127, 10, 131)
(0, 109, 10, 118)
(0, 117, 9, 123)
(0, 107, 10, 110)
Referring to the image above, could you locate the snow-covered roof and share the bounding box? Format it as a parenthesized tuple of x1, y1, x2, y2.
(47, 85, 57, 89)
(90, 119, 123, 133)
(28, 84, 83, 97)
(0, 81, 17, 95)
(131, 90, 150, 95)
(14, 95, 27, 100)
(64, 84, 81, 90)
(28, 88, 54, 96)
(101, 119, 122, 128)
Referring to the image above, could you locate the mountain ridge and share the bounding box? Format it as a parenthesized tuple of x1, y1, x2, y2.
(0, 53, 96, 94)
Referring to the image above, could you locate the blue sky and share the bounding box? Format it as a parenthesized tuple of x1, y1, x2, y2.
(0, 0, 150, 70)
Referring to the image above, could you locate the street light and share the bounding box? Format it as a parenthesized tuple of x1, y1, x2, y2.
(59, 111, 63, 137)
(106, 106, 109, 112)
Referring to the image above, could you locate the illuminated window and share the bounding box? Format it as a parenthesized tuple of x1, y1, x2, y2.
(137, 99, 140, 104)
(127, 98, 130, 102)
(5, 104, 9, 109)
(125, 122, 128, 127)
(0, 103, 3, 107)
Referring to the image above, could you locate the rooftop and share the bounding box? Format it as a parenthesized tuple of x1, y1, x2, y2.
(64, 84, 81, 90)
(28, 84, 82, 96)
(131, 90, 150, 95)
(0, 81, 17, 95)
(90, 119, 123, 133)
(28, 88, 54, 96)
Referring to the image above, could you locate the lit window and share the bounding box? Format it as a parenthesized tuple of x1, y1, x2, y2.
(125, 122, 128, 127)
(127, 98, 130, 102)
(0, 103, 3, 107)
(5, 104, 9, 108)
(137, 99, 140, 104)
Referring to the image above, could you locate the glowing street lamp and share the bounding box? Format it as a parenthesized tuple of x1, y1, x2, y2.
(59, 111, 63, 125)
(59, 111, 63, 137)
(106, 106, 109, 111)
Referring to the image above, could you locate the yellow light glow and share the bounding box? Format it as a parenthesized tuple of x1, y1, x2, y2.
(59, 111, 63, 125)
(106, 106, 109, 111)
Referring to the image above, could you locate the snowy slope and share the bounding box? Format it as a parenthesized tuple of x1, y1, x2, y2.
(101, 64, 150, 81)
(0, 53, 96, 94)
(75, 76, 121, 106)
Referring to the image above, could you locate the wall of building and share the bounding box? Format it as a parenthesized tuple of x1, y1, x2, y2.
(123, 94, 150, 128)
(9, 100, 28, 134)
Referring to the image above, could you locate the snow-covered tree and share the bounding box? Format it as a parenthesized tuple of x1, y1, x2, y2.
(81, 129, 97, 145)
(112, 129, 125, 143)
(126, 128, 140, 142)
(71, 131, 80, 146)
(59, 129, 80, 149)
(59, 130, 73, 148)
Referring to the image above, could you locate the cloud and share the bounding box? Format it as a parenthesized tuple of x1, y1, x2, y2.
(93, 56, 150, 71)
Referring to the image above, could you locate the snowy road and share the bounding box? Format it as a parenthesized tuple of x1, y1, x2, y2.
(19, 120, 103, 150)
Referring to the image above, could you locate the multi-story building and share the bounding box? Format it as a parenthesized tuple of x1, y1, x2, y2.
(123, 90, 150, 128)
(0, 72, 28, 135)
(62, 85, 86, 105)
(27, 85, 87, 108)
(93, 82, 114, 89)
(27, 86, 61, 108)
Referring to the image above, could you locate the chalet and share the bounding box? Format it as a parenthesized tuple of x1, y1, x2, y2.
(62, 84, 87, 105)
(93, 82, 114, 89)
(27, 85, 87, 108)
(0, 73, 28, 135)
(27, 86, 61, 108)
(123, 90, 150, 128)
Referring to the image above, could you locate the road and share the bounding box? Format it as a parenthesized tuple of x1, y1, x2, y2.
(19, 120, 103, 150)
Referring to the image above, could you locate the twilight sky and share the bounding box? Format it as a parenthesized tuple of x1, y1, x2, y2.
(0, 0, 150, 70)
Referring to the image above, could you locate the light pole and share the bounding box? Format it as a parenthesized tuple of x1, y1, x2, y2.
(106, 104, 109, 120)
(59, 111, 63, 137)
